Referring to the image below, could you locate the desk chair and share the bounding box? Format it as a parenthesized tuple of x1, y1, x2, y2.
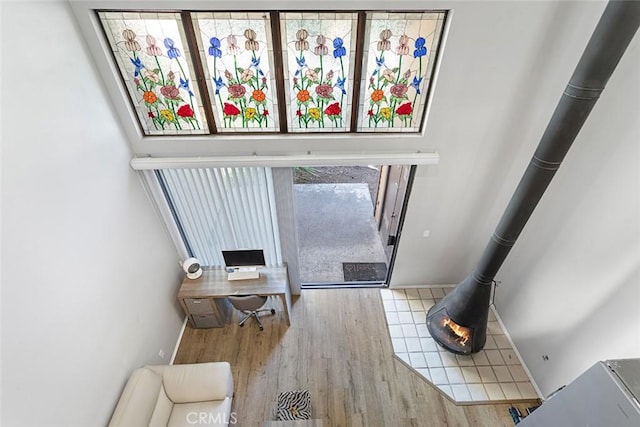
(227, 295, 276, 331)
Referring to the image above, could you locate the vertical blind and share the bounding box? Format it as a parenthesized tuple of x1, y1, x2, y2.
(159, 167, 282, 267)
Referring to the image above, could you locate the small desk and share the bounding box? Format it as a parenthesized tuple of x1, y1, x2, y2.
(178, 265, 292, 328)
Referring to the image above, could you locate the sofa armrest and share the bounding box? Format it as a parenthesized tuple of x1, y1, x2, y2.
(146, 362, 233, 404)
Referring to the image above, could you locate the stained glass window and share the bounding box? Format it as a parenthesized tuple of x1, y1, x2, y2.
(357, 12, 446, 133)
(98, 12, 208, 135)
(192, 12, 279, 133)
(281, 13, 358, 132)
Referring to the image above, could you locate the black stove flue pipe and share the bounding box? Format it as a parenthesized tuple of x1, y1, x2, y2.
(427, 0, 640, 354)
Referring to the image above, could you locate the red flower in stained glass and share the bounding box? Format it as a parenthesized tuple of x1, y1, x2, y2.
(177, 104, 194, 118)
(263, 110, 269, 116)
(367, 109, 374, 116)
(396, 103, 412, 116)
(223, 102, 241, 116)
(296, 110, 302, 117)
(324, 102, 341, 116)
(148, 112, 155, 118)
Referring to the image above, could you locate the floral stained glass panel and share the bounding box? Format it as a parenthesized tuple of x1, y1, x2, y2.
(98, 12, 208, 135)
(281, 13, 358, 132)
(358, 12, 446, 133)
(192, 12, 279, 133)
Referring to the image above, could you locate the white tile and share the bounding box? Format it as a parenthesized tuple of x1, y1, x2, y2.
(484, 336, 498, 350)
(493, 366, 513, 382)
(461, 366, 482, 383)
(418, 289, 433, 299)
(439, 385, 454, 398)
(422, 300, 435, 311)
(429, 367, 449, 385)
(409, 299, 424, 311)
(485, 350, 505, 365)
(444, 367, 465, 384)
(472, 351, 490, 366)
(395, 300, 411, 312)
(508, 365, 529, 382)
(488, 309, 497, 321)
(391, 289, 407, 300)
(405, 337, 422, 352)
(456, 355, 475, 366)
(500, 383, 522, 399)
(383, 300, 397, 312)
(468, 383, 489, 401)
(380, 289, 394, 300)
(385, 311, 400, 325)
(516, 382, 538, 399)
(416, 368, 431, 382)
(500, 349, 519, 365)
(389, 325, 404, 338)
(401, 324, 418, 337)
(493, 334, 511, 349)
(409, 352, 427, 368)
(416, 323, 430, 337)
(391, 338, 407, 353)
(398, 311, 415, 324)
(425, 352, 443, 368)
(420, 338, 438, 352)
(452, 384, 472, 402)
(484, 383, 505, 400)
(431, 288, 445, 298)
(487, 321, 502, 335)
(411, 311, 427, 326)
(439, 352, 459, 367)
(404, 289, 421, 300)
(477, 366, 498, 383)
(396, 353, 410, 365)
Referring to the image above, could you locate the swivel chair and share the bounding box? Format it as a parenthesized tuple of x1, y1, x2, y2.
(227, 295, 276, 331)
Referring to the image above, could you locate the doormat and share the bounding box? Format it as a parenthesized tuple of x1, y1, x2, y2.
(342, 262, 387, 282)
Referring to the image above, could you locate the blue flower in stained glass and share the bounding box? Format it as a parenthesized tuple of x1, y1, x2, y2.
(413, 37, 427, 58)
(295, 56, 306, 76)
(411, 76, 423, 94)
(333, 37, 346, 58)
(164, 38, 181, 59)
(213, 76, 224, 95)
(336, 76, 346, 95)
(130, 57, 145, 77)
(251, 56, 264, 76)
(208, 37, 222, 58)
(180, 77, 194, 96)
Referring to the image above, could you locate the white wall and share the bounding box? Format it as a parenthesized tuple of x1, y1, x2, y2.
(393, 0, 640, 396)
(1, 2, 184, 426)
(495, 29, 640, 396)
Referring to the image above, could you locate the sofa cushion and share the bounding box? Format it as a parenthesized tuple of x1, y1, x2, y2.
(148, 384, 174, 427)
(167, 398, 233, 427)
(158, 362, 233, 403)
(108, 368, 163, 427)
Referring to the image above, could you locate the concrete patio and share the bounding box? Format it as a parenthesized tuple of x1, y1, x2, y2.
(293, 183, 388, 284)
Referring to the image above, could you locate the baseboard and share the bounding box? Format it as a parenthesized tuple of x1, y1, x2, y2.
(170, 316, 188, 365)
(491, 306, 545, 401)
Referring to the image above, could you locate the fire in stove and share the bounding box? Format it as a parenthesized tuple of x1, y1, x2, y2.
(442, 317, 471, 346)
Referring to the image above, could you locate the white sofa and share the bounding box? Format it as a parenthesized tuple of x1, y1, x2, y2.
(109, 362, 234, 427)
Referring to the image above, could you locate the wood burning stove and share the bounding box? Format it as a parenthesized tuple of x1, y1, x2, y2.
(426, 0, 640, 354)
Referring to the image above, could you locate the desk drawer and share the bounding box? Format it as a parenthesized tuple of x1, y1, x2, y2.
(191, 314, 222, 328)
(185, 298, 214, 315)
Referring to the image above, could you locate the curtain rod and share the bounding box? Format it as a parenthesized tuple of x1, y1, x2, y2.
(130, 152, 439, 169)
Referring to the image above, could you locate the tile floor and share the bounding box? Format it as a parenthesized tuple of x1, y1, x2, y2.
(381, 287, 540, 404)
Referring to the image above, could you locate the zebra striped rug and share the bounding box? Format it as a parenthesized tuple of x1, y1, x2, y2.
(275, 390, 312, 421)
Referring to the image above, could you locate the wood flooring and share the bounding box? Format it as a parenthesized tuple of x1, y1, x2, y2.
(174, 288, 528, 426)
